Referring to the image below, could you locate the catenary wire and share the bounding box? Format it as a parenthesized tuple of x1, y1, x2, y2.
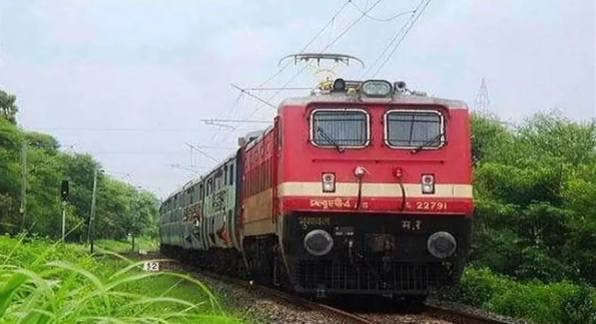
(208, 1, 353, 147)
(349, 1, 414, 22)
(241, 0, 385, 121)
(370, 0, 434, 77)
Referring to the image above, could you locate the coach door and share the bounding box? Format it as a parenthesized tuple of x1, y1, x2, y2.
(272, 116, 280, 224)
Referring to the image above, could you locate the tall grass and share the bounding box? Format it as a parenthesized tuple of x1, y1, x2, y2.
(94, 237, 159, 254)
(0, 235, 240, 324)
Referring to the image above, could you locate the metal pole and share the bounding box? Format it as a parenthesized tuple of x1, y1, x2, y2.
(131, 229, 135, 252)
(131, 196, 135, 252)
(88, 168, 98, 253)
(61, 202, 66, 240)
(131, 186, 140, 252)
(19, 142, 27, 232)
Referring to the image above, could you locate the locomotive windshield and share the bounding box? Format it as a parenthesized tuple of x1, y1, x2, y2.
(385, 110, 444, 148)
(311, 109, 369, 148)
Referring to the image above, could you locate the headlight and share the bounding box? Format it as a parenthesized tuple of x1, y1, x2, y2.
(321, 172, 335, 193)
(421, 174, 435, 194)
(303, 229, 334, 256)
(360, 80, 393, 97)
(427, 231, 457, 259)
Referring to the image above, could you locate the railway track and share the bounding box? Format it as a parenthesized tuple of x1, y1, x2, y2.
(197, 268, 522, 324)
(124, 252, 525, 324)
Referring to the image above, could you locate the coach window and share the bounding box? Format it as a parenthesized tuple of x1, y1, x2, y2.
(199, 183, 204, 200)
(194, 184, 200, 203)
(215, 169, 223, 190)
(311, 109, 369, 148)
(385, 110, 444, 148)
(229, 164, 234, 185)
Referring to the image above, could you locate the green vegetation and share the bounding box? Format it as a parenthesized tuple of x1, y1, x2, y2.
(0, 89, 159, 242)
(95, 237, 159, 254)
(2, 88, 596, 322)
(0, 235, 239, 323)
(453, 111, 596, 323)
(456, 268, 595, 324)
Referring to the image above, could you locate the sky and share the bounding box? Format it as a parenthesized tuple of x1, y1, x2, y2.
(0, 0, 594, 198)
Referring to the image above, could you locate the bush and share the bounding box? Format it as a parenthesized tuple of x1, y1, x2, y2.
(457, 267, 596, 324)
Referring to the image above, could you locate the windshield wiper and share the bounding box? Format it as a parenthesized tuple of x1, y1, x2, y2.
(410, 134, 444, 154)
(317, 127, 345, 153)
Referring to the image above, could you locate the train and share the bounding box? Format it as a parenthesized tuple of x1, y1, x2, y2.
(159, 77, 473, 302)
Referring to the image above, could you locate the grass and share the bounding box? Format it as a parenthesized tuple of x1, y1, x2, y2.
(0, 235, 242, 324)
(94, 237, 159, 254)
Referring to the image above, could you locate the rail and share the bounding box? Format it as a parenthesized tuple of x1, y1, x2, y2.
(120, 251, 525, 324)
(200, 270, 374, 324)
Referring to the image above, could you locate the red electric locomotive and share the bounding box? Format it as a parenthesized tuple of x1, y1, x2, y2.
(160, 73, 473, 301)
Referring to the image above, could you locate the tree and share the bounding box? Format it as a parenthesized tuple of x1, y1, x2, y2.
(0, 88, 161, 241)
(470, 111, 596, 285)
(0, 118, 23, 234)
(0, 90, 18, 124)
(25, 132, 60, 155)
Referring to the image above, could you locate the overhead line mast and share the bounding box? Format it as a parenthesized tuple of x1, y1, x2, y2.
(474, 78, 491, 114)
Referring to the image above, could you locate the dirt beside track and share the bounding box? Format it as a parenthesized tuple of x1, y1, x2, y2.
(117, 251, 522, 324)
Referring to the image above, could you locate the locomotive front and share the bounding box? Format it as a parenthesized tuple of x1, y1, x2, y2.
(276, 79, 473, 298)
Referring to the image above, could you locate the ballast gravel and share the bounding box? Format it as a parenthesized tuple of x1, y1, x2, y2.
(127, 252, 480, 324)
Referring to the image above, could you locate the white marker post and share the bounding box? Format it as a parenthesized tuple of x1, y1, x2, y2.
(143, 261, 160, 272)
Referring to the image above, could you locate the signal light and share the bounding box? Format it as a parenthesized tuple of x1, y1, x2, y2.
(421, 174, 435, 194)
(60, 180, 69, 202)
(322, 172, 336, 193)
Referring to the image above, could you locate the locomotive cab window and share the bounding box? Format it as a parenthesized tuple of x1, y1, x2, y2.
(310, 109, 369, 148)
(385, 110, 444, 148)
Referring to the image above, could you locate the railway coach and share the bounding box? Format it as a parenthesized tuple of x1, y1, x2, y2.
(160, 78, 474, 301)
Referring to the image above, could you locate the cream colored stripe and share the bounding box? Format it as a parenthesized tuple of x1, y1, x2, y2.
(278, 182, 473, 198)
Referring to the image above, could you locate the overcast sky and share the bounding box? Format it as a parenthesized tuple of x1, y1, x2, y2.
(0, 0, 594, 197)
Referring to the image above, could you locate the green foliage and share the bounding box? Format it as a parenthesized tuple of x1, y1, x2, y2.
(0, 236, 239, 324)
(517, 111, 596, 166)
(95, 237, 159, 253)
(467, 111, 596, 322)
(0, 89, 159, 241)
(470, 111, 596, 285)
(456, 268, 596, 324)
(0, 90, 18, 124)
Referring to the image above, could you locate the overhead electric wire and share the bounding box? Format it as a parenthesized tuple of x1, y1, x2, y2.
(322, 0, 384, 51)
(28, 127, 208, 133)
(201, 119, 270, 124)
(231, 84, 277, 110)
(349, 1, 414, 22)
(242, 0, 385, 122)
(228, 0, 356, 121)
(185, 142, 219, 164)
(236, 87, 311, 91)
(208, 1, 353, 147)
(369, 0, 434, 78)
(257, 0, 352, 89)
(361, 9, 415, 78)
